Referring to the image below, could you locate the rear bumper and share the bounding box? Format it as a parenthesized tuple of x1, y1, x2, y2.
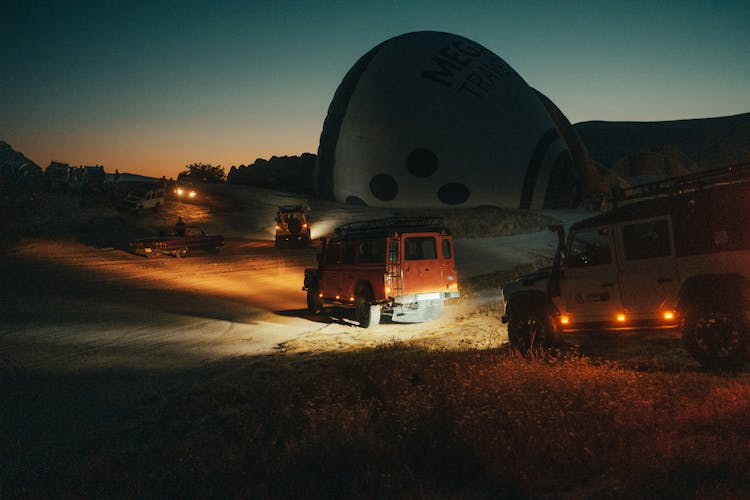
(387, 291, 460, 323)
(392, 291, 460, 303)
(277, 233, 310, 242)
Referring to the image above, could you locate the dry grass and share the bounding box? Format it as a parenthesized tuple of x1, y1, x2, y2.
(36, 346, 750, 498)
(395, 206, 560, 239)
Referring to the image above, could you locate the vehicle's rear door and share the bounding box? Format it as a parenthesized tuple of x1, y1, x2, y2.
(616, 216, 679, 320)
(401, 233, 443, 298)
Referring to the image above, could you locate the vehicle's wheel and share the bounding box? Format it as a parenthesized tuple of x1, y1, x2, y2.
(355, 290, 380, 328)
(307, 285, 323, 315)
(176, 247, 189, 258)
(507, 303, 554, 355)
(682, 307, 748, 368)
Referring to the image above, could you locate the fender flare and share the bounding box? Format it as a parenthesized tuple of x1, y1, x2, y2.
(504, 290, 557, 322)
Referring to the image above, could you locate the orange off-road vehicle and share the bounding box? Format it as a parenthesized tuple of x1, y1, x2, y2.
(303, 218, 460, 327)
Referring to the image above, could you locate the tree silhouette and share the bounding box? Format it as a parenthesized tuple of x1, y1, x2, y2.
(180, 163, 226, 183)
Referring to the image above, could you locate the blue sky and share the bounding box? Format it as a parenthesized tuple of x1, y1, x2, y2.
(2, 0, 748, 178)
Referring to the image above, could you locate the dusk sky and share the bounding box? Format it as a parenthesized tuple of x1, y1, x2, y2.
(2, 0, 749, 179)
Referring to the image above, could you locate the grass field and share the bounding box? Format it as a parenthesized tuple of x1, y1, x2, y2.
(27, 344, 750, 498)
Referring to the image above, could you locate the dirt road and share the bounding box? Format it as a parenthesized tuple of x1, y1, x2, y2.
(0, 235, 505, 486)
(1, 237, 502, 367)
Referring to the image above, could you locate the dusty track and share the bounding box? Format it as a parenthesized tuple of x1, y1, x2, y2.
(0, 233, 506, 483)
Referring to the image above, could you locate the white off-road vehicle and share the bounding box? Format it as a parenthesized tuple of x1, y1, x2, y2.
(120, 185, 164, 214)
(502, 165, 750, 368)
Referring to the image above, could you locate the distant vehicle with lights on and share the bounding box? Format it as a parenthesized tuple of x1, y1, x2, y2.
(174, 184, 197, 200)
(501, 164, 750, 369)
(275, 205, 311, 247)
(303, 217, 460, 327)
(129, 226, 224, 258)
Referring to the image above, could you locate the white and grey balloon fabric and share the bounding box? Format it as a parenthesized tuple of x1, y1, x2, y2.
(316, 31, 586, 209)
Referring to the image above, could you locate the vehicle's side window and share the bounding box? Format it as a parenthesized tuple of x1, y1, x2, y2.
(359, 239, 385, 264)
(389, 240, 399, 263)
(324, 241, 340, 265)
(622, 219, 671, 260)
(441, 239, 452, 259)
(674, 190, 750, 256)
(405, 237, 437, 260)
(342, 241, 357, 265)
(567, 226, 612, 267)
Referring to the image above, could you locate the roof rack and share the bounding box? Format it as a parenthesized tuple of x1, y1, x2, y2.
(277, 204, 308, 212)
(333, 216, 446, 240)
(616, 162, 750, 206)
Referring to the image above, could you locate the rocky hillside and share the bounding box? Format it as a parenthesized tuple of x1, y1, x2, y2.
(227, 153, 315, 192)
(574, 112, 750, 172)
(0, 140, 43, 189)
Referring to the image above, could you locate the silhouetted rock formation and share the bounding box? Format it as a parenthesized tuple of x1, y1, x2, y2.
(611, 146, 696, 185)
(574, 113, 750, 172)
(0, 141, 43, 190)
(227, 153, 315, 192)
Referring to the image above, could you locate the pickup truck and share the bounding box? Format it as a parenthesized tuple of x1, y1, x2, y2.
(129, 226, 224, 258)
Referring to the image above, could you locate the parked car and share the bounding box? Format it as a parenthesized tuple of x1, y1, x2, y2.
(118, 185, 164, 214)
(303, 217, 460, 327)
(129, 226, 224, 258)
(501, 164, 750, 368)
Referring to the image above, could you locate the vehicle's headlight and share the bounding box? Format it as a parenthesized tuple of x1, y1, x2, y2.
(189, 191, 196, 198)
(176, 187, 184, 195)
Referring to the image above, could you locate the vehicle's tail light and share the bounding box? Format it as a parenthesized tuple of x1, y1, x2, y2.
(663, 310, 675, 320)
(275, 225, 281, 230)
(559, 314, 570, 325)
(616, 313, 626, 322)
(302, 223, 308, 229)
